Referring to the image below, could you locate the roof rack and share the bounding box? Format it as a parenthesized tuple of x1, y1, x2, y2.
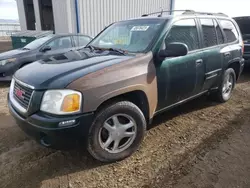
(141, 10, 228, 17)
(182, 11, 228, 17)
(141, 10, 192, 17)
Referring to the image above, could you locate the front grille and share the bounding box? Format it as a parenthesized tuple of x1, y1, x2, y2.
(13, 80, 33, 110)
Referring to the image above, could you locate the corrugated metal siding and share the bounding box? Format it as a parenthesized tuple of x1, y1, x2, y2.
(78, 0, 171, 37)
(52, 0, 77, 34)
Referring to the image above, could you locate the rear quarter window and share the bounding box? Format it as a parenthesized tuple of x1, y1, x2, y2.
(219, 19, 239, 43)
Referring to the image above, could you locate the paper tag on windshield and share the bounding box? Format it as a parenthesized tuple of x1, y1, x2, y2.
(131, 26, 149, 31)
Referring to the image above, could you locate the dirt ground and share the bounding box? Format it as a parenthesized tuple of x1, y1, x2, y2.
(0, 69, 250, 188)
(166, 120, 250, 188)
(0, 41, 12, 53)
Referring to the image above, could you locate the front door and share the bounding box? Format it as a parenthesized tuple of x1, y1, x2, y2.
(37, 36, 74, 60)
(156, 18, 204, 110)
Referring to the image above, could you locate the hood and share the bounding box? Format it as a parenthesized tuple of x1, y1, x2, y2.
(14, 49, 133, 89)
(0, 49, 30, 60)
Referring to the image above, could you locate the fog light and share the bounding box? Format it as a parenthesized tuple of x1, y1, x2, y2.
(58, 119, 76, 127)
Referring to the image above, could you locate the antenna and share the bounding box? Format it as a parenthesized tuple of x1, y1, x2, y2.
(158, 7, 164, 17)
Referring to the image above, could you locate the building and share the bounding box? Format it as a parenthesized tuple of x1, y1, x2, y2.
(16, 0, 174, 37)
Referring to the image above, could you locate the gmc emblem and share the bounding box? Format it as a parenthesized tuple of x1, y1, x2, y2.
(15, 89, 25, 99)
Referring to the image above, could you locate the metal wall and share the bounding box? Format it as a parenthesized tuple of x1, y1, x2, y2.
(77, 0, 171, 37)
(16, 0, 27, 30)
(17, 0, 171, 35)
(52, 0, 77, 34)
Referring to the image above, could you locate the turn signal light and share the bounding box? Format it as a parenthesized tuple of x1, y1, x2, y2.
(61, 94, 81, 112)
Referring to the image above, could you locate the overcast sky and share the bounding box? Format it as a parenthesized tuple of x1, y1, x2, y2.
(175, 0, 250, 17)
(0, 0, 18, 20)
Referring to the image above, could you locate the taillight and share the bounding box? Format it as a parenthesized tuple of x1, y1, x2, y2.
(242, 41, 244, 54)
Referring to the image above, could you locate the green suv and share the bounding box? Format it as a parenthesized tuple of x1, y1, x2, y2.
(8, 10, 244, 162)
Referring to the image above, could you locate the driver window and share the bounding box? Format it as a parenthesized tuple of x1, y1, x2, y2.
(163, 19, 199, 51)
(47, 36, 73, 50)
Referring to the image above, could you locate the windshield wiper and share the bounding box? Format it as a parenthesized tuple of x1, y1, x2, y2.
(84, 45, 96, 51)
(107, 48, 126, 55)
(83, 45, 126, 55)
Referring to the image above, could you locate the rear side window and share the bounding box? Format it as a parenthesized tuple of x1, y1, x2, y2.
(200, 19, 217, 47)
(219, 19, 238, 43)
(214, 20, 224, 44)
(165, 19, 199, 51)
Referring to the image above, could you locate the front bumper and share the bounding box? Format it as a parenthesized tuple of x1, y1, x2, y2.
(8, 96, 94, 149)
(0, 62, 19, 81)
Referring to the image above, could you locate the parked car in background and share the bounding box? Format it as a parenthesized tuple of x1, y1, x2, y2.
(234, 16, 250, 64)
(0, 34, 92, 81)
(8, 10, 244, 162)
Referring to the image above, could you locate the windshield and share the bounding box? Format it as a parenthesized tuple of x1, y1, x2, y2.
(23, 35, 54, 50)
(88, 19, 166, 53)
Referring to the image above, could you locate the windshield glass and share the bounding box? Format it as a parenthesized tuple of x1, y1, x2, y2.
(24, 35, 54, 50)
(88, 19, 167, 53)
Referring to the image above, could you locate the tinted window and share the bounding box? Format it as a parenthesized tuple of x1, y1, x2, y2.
(200, 19, 217, 47)
(24, 35, 54, 50)
(165, 19, 199, 51)
(214, 20, 224, 44)
(73, 36, 92, 47)
(219, 20, 238, 43)
(47, 36, 73, 50)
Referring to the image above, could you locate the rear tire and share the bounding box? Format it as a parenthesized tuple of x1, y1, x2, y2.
(87, 101, 146, 162)
(213, 68, 236, 103)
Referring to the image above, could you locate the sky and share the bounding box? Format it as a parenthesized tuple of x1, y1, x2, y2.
(0, 0, 18, 20)
(175, 0, 250, 17)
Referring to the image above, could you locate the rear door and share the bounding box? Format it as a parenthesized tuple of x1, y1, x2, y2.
(218, 19, 241, 64)
(198, 18, 224, 91)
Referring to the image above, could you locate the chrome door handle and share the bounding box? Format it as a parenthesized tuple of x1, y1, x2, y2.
(224, 52, 231, 57)
(196, 59, 203, 66)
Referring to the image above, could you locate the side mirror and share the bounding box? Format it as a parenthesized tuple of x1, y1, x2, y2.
(159, 42, 188, 58)
(41, 46, 51, 52)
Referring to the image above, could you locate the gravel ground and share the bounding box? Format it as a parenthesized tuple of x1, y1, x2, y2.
(0, 70, 250, 188)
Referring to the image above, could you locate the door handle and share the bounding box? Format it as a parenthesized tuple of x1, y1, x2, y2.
(196, 59, 203, 66)
(224, 52, 231, 57)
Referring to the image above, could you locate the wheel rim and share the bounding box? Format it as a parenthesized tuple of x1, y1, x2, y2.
(98, 113, 137, 154)
(222, 73, 233, 99)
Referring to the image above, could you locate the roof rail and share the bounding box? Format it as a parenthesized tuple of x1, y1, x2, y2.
(141, 10, 193, 17)
(182, 11, 228, 17)
(141, 10, 228, 17)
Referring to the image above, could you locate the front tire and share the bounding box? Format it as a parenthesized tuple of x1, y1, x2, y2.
(87, 101, 146, 162)
(214, 68, 236, 102)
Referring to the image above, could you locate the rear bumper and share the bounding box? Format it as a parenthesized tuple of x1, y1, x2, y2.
(240, 58, 245, 75)
(8, 96, 94, 149)
(243, 53, 250, 64)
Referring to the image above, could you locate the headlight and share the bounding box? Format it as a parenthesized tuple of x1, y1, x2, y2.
(40, 89, 82, 115)
(0, 58, 16, 66)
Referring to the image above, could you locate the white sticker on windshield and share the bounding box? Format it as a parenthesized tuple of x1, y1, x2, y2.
(131, 26, 150, 31)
